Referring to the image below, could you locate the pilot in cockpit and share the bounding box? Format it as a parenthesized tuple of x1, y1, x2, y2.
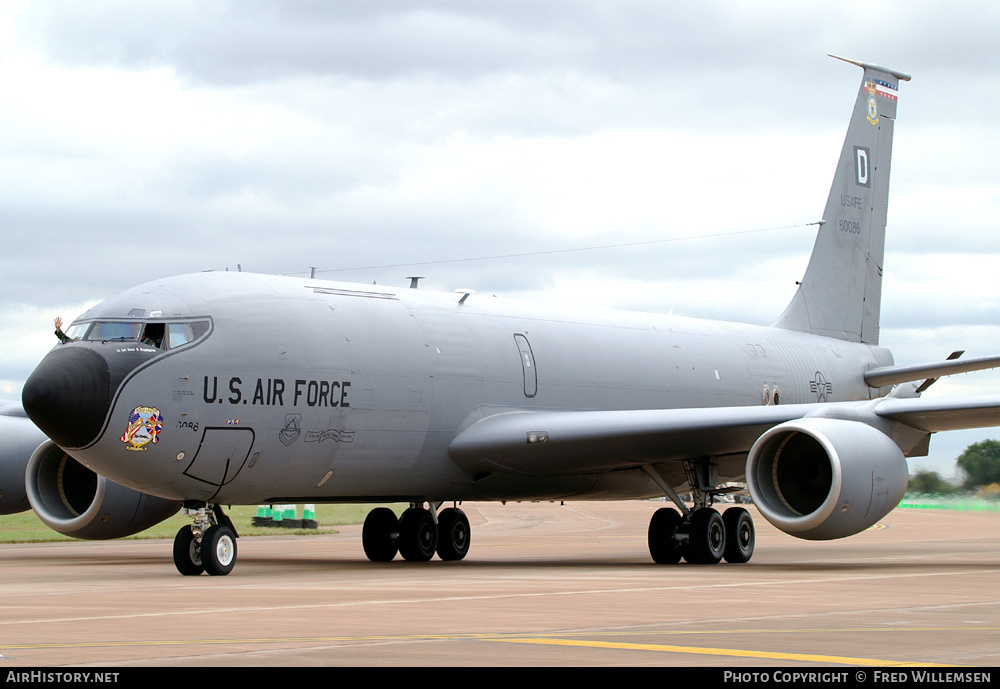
(53, 317, 73, 344)
(140, 323, 165, 348)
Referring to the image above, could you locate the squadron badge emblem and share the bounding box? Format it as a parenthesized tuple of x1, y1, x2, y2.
(865, 79, 879, 125)
(279, 413, 301, 446)
(120, 405, 164, 451)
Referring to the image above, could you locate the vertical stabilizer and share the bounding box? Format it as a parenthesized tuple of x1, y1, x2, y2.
(774, 56, 910, 345)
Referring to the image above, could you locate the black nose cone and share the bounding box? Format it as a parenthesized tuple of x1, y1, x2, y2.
(22, 347, 112, 449)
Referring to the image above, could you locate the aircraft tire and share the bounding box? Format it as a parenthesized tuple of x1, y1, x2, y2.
(398, 507, 438, 562)
(722, 507, 755, 564)
(436, 507, 470, 561)
(202, 524, 237, 576)
(683, 507, 725, 565)
(647, 507, 683, 564)
(172, 525, 205, 576)
(362, 507, 399, 562)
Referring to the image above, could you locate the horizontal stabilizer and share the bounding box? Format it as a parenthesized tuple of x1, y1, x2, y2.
(864, 354, 1000, 388)
(828, 54, 912, 82)
(874, 395, 1000, 432)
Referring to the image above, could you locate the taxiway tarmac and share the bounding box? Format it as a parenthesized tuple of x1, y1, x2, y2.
(1, 501, 998, 667)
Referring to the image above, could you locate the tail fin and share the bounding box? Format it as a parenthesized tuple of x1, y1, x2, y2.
(774, 55, 910, 345)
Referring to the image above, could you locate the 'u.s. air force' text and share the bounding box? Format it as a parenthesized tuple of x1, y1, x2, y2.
(202, 376, 350, 407)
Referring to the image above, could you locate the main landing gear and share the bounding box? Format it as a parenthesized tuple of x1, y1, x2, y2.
(362, 502, 470, 563)
(173, 503, 239, 576)
(647, 505, 754, 565)
(644, 460, 755, 565)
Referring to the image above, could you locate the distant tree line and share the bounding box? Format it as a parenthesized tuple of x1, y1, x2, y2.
(908, 439, 1000, 495)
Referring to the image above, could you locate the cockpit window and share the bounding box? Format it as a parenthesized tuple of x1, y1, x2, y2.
(83, 321, 143, 342)
(63, 322, 90, 341)
(166, 321, 209, 348)
(141, 323, 165, 348)
(167, 323, 192, 348)
(75, 319, 210, 349)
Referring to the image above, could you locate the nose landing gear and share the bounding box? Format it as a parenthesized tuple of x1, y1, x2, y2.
(172, 504, 238, 576)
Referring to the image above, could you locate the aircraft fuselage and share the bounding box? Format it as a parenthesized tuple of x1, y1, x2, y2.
(27, 271, 893, 507)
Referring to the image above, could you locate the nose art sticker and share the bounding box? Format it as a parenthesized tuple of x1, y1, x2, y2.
(120, 406, 164, 451)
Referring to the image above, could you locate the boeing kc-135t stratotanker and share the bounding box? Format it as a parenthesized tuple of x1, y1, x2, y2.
(13, 56, 1000, 575)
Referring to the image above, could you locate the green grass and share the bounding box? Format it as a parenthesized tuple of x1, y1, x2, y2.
(899, 496, 1000, 512)
(0, 504, 407, 543)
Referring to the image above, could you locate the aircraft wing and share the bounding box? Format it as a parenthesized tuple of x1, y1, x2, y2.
(449, 396, 1000, 477)
(450, 403, 834, 476)
(0, 401, 25, 415)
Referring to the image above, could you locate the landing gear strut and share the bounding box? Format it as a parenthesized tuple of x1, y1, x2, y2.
(644, 460, 755, 565)
(172, 504, 238, 576)
(361, 502, 470, 563)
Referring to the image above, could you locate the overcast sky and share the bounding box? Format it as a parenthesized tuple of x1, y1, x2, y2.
(2, 1, 998, 478)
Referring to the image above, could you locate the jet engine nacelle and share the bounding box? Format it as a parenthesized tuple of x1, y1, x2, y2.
(26, 440, 182, 540)
(0, 405, 47, 515)
(746, 417, 908, 540)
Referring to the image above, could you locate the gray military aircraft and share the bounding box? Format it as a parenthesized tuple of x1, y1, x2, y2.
(0, 402, 46, 517)
(16, 56, 1000, 575)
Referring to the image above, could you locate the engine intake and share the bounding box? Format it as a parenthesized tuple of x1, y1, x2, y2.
(746, 417, 908, 540)
(26, 440, 181, 540)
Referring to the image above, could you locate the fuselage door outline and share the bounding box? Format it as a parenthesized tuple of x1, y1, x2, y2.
(513, 333, 537, 398)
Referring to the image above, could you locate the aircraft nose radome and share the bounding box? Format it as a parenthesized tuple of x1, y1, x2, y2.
(22, 347, 112, 449)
